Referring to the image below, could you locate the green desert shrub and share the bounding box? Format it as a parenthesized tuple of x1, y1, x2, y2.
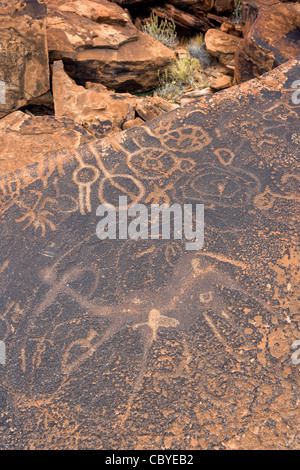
(156, 73, 184, 102)
(143, 12, 178, 48)
(156, 52, 203, 101)
(189, 33, 204, 47)
(169, 52, 201, 86)
(188, 44, 212, 69)
(232, 0, 243, 24)
(188, 34, 212, 69)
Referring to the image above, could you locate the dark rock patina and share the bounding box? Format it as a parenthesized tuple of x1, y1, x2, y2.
(0, 60, 299, 449)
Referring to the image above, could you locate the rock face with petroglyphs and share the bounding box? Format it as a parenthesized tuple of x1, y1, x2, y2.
(0, 60, 299, 449)
(0, 111, 96, 175)
(0, 0, 50, 118)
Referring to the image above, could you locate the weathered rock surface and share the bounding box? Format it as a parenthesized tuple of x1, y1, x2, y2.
(0, 60, 299, 449)
(235, 0, 300, 83)
(151, 3, 214, 32)
(176, 87, 213, 105)
(220, 21, 243, 37)
(169, 0, 214, 13)
(214, 0, 235, 14)
(52, 61, 136, 138)
(122, 117, 144, 130)
(210, 74, 232, 90)
(136, 95, 177, 121)
(73, 31, 175, 92)
(0, 0, 50, 118)
(168, 0, 235, 15)
(205, 28, 240, 70)
(46, 0, 138, 52)
(45, 0, 175, 91)
(0, 111, 95, 175)
(113, 0, 155, 6)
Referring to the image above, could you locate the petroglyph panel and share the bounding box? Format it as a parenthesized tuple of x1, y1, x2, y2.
(0, 60, 299, 449)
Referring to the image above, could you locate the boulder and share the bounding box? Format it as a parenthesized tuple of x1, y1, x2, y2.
(0, 111, 95, 175)
(177, 86, 213, 105)
(235, 0, 300, 83)
(116, 0, 233, 15)
(210, 75, 232, 90)
(72, 32, 176, 92)
(123, 117, 144, 130)
(205, 29, 241, 70)
(220, 22, 243, 37)
(23, 92, 54, 113)
(0, 0, 50, 118)
(45, 0, 175, 91)
(52, 61, 136, 138)
(136, 96, 177, 121)
(46, 0, 138, 52)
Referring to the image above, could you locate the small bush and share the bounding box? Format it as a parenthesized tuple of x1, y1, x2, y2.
(188, 44, 212, 69)
(189, 33, 204, 47)
(156, 70, 184, 101)
(156, 81, 184, 102)
(143, 12, 177, 48)
(232, 0, 243, 24)
(156, 50, 205, 102)
(170, 52, 201, 86)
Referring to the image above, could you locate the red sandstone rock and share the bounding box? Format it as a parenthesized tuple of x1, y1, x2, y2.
(0, 111, 95, 175)
(52, 61, 136, 137)
(210, 75, 232, 90)
(0, 60, 299, 450)
(205, 29, 241, 69)
(235, 0, 300, 83)
(123, 117, 145, 130)
(214, 0, 235, 13)
(136, 96, 177, 121)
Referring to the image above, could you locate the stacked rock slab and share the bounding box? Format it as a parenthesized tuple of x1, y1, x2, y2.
(0, 0, 50, 118)
(0, 60, 299, 449)
(45, 0, 175, 91)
